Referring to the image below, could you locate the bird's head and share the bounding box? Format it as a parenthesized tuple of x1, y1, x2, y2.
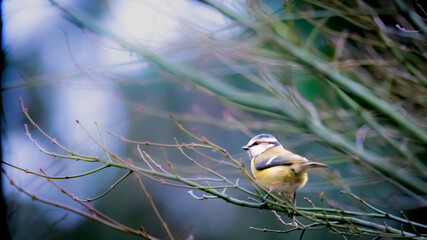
(242, 134, 280, 158)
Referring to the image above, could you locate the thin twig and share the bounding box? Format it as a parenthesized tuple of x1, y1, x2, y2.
(134, 174, 175, 240)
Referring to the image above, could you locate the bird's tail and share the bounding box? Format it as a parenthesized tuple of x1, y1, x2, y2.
(302, 161, 328, 169)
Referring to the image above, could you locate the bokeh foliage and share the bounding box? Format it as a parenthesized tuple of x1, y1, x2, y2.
(2, 0, 427, 239)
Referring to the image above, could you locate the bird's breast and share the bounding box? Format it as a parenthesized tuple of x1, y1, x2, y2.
(251, 158, 308, 194)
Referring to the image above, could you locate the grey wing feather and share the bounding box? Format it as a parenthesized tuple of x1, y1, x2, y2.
(255, 153, 306, 171)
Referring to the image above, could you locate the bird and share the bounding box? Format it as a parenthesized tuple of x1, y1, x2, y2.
(242, 134, 328, 217)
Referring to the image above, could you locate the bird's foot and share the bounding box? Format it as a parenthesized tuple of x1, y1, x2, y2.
(288, 210, 295, 220)
(259, 200, 268, 211)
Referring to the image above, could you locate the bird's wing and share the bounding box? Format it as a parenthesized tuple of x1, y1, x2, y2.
(254, 153, 307, 171)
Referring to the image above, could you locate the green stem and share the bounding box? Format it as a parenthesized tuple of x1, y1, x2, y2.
(392, 0, 427, 36)
(202, 0, 427, 145)
(273, 34, 427, 144)
(307, 121, 427, 194)
(2, 161, 110, 179)
(331, 82, 427, 174)
(307, 212, 423, 239)
(82, 170, 133, 202)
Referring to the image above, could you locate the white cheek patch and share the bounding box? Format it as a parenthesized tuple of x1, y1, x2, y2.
(249, 143, 273, 158)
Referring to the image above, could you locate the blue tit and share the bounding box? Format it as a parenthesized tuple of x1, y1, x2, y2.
(243, 134, 327, 209)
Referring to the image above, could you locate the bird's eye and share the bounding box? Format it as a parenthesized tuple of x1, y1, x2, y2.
(251, 142, 260, 146)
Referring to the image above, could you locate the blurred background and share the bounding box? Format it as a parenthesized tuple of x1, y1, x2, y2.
(2, 0, 426, 239)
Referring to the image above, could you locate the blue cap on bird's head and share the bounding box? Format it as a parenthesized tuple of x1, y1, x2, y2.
(242, 134, 279, 150)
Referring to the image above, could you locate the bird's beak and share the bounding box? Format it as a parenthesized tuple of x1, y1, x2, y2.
(242, 145, 249, 150)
